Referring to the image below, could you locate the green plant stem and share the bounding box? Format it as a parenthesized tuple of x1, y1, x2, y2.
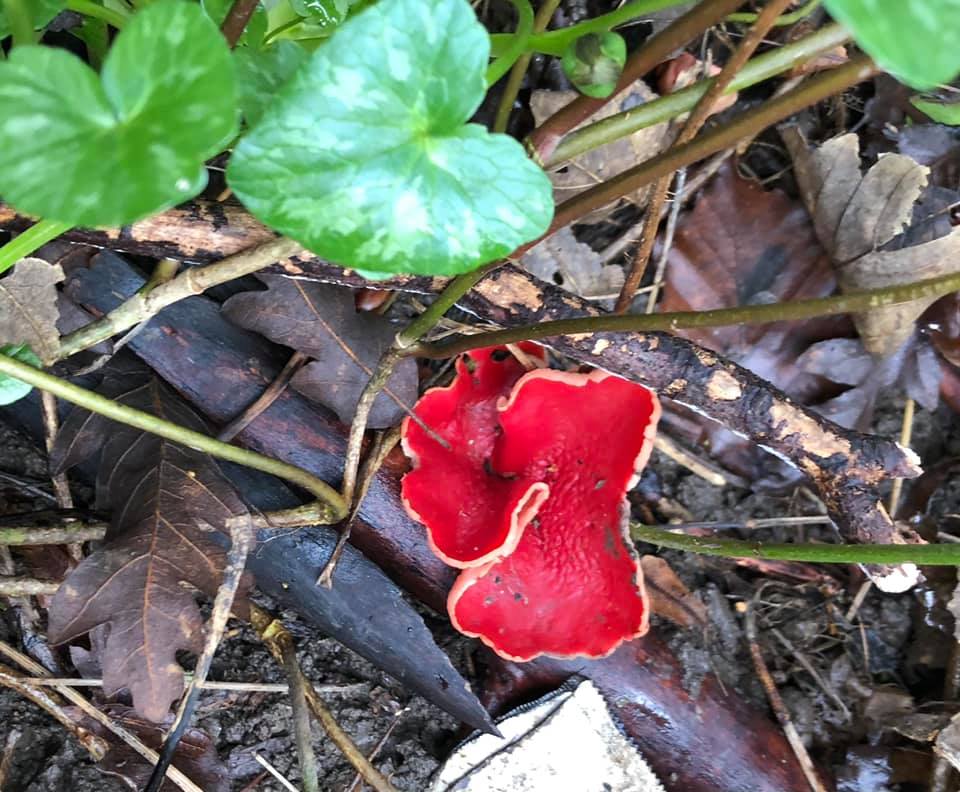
(485, 0, 535, 87)
(546, 54, 878, 233)
(406, 266, 960, 359)
(632, 523, 960, 565)
(548, 22, 850, 166)
(57, 236, 302, 360)
(527, 0, 746, 162)
(491, 0, 822, 57)
(2, 0, 35, 46)
(0, 524, 106, 545)
(727, 0, 820, 25)
(0, 219, 71, 276)
(491, 0, 690, 57)
(64, 0, 129, 28)
(395, 261, 502, 347)
(0, 353, 348, 522)
(493, 0, 563, 133)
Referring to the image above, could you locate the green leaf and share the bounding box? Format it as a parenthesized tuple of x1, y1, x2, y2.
(0, 0, 238, 227)
(562, 32, 626, 99)
(234, 40, 308, 128)
(227, 0, 553, 278)
(0, 344, 41, 406)
(0, 0, 63, 39)
(911, 96, 960, 125)
(823, 0, 960, 89)
(290, 0, 349, 26)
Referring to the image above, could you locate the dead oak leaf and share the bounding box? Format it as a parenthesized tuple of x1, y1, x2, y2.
(0, 257, 62, 363)
(522, 227, 624, 300)
(48, 369, 249, 723)
(787, 130, 960, 356)
(223, 275, 417, 428)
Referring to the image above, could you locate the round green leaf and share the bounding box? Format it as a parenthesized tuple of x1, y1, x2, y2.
(235, 40, 308, 128)
(562, 32, 626, 99)
(0, 344, 41, 406)
(823, 0, 960, 89)
(227, 0, 554, 278)
(0, 0, 238, 227)
(912, 96, 960, 125)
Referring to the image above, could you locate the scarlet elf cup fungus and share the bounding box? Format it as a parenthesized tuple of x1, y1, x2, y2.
(401, 345, 661, 661)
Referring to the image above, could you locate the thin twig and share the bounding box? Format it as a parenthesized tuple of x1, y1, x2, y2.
(527, 0, 746, 162)
(218, 351, 308, 442)
(254, 753, 300, 792)
(282, 630, 320, 792)
(745, 591, 829, 792)
(653, 433, 728, 487)
(615, 0, 795, 312)
(144, 515, 255, 792)
(0, 728, 21, 789)
(346, 708, 407, 792)
(0, 522, 106, 545)
(0, 353, 348, 523)
(17, 676, 367, 694)
(317, 426, 400, 587)
(407, 262, 960, 360)
(887, 397, 915, 517)
(57, 237, 303, 360)
(0, 641, 201, 792)
(0, 577, 60, 596)
(249, 605, 398, 792)
(645, 167, 687, 313)
(220, 0, 261, 47)
(0, 663, 108, 759)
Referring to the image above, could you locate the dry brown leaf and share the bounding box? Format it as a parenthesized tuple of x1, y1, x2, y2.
(74, 705, 229, 792)
(530, 83, 669, 223)
(522, 227, 624, 300)
(787, 130, 960, 356)
(640, 555, 706, 628)
(0, 257, 63, 363)
(48, 365, 250, 722)
(223, 274, 417, 427)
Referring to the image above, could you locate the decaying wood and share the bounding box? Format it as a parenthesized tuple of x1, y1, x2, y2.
(64, 253, 826, 792)
(18, 201, 923, 564)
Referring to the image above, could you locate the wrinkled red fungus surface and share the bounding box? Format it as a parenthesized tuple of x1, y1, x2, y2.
(403, 347, 661, 661)
(401, 345, 548, 568)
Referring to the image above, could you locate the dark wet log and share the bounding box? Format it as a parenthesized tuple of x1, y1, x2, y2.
(6, 200, 920, 554)
(69, 252, 828, 792)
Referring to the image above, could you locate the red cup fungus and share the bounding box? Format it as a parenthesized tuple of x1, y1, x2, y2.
(401, 345, 661, 661)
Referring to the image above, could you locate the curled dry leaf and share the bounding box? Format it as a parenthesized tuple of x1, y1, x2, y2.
(0, 257, 63, 363)
(639, 555, 707, 628)
(223, 274, 417, 427)
(530, 83, 669, 222)
(522, 227, 624, 300)
(786, 130, 960, 356)
(48, 365, 250, 723)
(73, 704, 229, 792)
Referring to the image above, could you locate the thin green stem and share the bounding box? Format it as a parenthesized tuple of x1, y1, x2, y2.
(396, 261, 502, 347)
(490, 0, 690, 57)
(632, 523, 960, 565)
(493, 0, 563, 133)
(64, 0, 129, 28)
(0, 219, 72, 275)
(3, 0, 35, 46)
(547, 54, 877, 233)
(407, 267, 960, 359)
(727, 0, 820, 25)
(486, 0, 535, 87)
(548, 22, 850, 166)
(0, 353, 348, 522)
